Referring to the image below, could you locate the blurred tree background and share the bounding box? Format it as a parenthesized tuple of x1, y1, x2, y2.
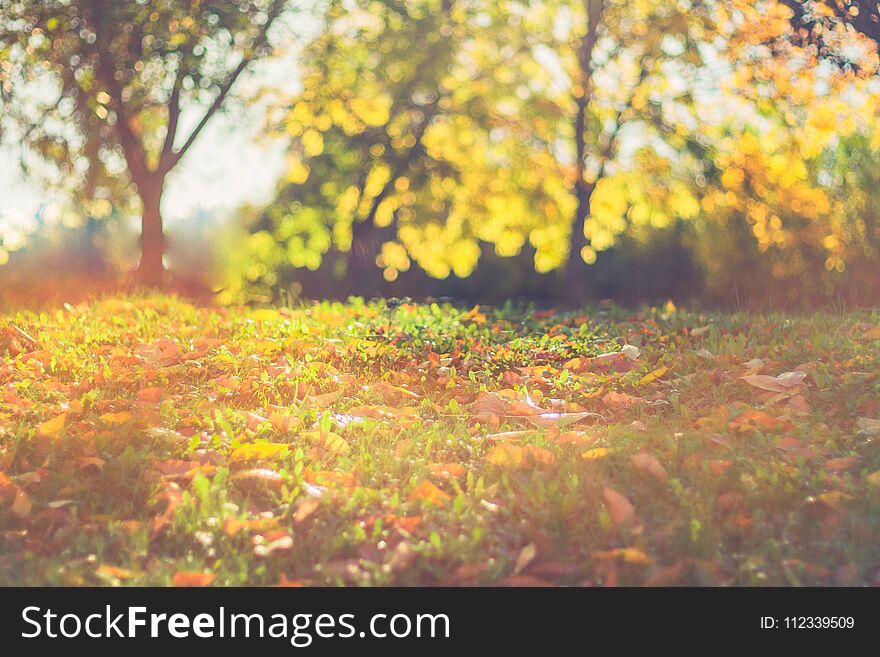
(2, 0, 880, 308)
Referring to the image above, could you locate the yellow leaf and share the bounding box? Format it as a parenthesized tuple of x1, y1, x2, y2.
(486, 444, 555, 468)
(817, 491, 850, 511)
(303, 430, 349, 454)
(100, 411, 134, 425)
(37, 412, 67, 438)
(866, 470, 880, 488)
(593, 548, 653, 565)
(581, 447, 614, 461)
(229, 442, 290, 462)
(639, 366, 668, 385)
(96, 565, 134, 580)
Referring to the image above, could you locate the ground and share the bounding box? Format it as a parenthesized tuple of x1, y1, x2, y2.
(0, 295, 878, 586)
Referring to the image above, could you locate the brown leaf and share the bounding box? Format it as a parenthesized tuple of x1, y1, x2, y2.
(11, 487, 32, 519)
(230, 468, 284, 491)
(602, 391, 641, 410)
(630, 452, 667, 481)
(741, 371, 806, 393)
(824, 456, 860, 473)
(602, 487, 635, 526)
(137, 387, 167, 403)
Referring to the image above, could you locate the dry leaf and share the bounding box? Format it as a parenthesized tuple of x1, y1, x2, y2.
(602, 487, 635, 526)
(514, 543, 537, 574)
(631, 452, 667, 480)
(37, 412, 67, 438)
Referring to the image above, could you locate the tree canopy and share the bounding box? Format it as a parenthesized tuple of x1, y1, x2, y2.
(0, 0, 290, 284)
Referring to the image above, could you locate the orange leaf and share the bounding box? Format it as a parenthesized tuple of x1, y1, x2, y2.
(708, 459, 732, 475)
(593, 547, 653, 565)
(171, 571, 216, 587)
(431, 463, 466, 479)
(728, 408, 793, 433)
(408, 479, 451, 507)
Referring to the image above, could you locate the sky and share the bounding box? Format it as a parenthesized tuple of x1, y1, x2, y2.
(0, 12, 317, 253)
(0, 59, 292, 230)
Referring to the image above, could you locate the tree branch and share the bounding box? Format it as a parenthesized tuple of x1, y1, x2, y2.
(168, 0, 285, 170)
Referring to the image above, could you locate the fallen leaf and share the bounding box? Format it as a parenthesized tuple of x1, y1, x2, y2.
(303, 430, 349, 454)
(581, 447, 614, 461)
(521, 411, 601, 428)
(171, 571, 216, 587)
(593, 548, 652, 565)
(728, 408, 793, 433)
(231, 468, 284, 490)
(639, 367, 668, 385)
(137, 387, 167, 403)
(100, 411, 134, 425)
(430, 463, 466, 479)
(707, 459, 732, 475)
(602, 487, 635, 526)
(229, 442, 290, 462)
(11, 487, 31, 518)
(741, 371, 806, 393)
(96, 565, 134, 580)
(37, 412, 67, 438)
(824, 456, 860, 473)
(602, 391, 641, 410)
(293, 498, 320, 523)
(486, 444, 556, 468)
(631, 452, 667, 481)
(514, 543, 537, 574)
(408, 479, 451, 507)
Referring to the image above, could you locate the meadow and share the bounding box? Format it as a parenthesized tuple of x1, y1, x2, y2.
(1, 296, 878, 586)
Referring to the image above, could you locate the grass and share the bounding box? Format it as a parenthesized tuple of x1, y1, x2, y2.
(1, 295, 878, 586)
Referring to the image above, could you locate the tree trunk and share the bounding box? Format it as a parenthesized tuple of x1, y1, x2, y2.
(346, 218, 385, 298)
(136, 178, 166, 287)
(563, 178, 596, 306)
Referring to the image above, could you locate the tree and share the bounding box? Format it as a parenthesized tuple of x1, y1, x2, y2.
(779, 0, 880, 68)
(248, 0, 715, 303)
(0, 0, 288, 285)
